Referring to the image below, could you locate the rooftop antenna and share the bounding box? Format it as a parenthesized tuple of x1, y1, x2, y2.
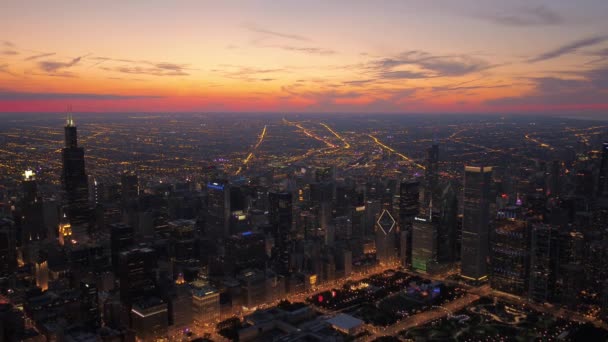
(66, 105, 74, 127)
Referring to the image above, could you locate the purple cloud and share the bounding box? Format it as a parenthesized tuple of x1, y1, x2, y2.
(478, 5, 563, 26)
(529, 35, 608, 63)
(369, 50, 493, 79)
(244, 24, 310, 42)
(24, 52, 56, 61)
(486, 67, 608, 108)
(0, 90, 162, 101)
(38, 54, 87, 72)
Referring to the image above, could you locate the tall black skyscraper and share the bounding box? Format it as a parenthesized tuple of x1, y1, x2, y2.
(0, 218, 17, 277)
(121, 172, 139, 205)
(461, 166, 493, 282)
(269, 192, 293, 275)
(399, 180, 419, 268)
(61, 116, 90, 231)
(599, 142, 608, 197)
(80, 281, 101, 329)
(16, 170, 45, 245)
(437, 182, 458, 263)
(206, 180, 230, 238)
(528, 224, 559, 303)
(110, 223, 134, 272)
(119, 247, 158, 306)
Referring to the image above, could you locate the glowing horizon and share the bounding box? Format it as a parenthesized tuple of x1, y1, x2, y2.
(1, 1, 608, 114)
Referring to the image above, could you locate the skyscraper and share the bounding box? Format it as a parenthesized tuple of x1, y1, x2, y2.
(598, 142, 608, 197)
(0, 218, 16, 277)
(118, 247, 158, 306)
(269, 192, 293, 275)
(110, 223, 134, 272)
(61, 116, 90, 233)
(35, 258, 49, 291)
(461, 166, 493, 282)
(121, 172, 139, 205)
(376, 209, 397, 265)
(399, 180, 420, 268)
(528, 224, 559, 303)
(412, 216, 437, 273)
(491, 217, 529, 296)
(206, 180, 230, 238)
(80, 281, 101, 329)
(131, 297, 168, 341)
(437, 182, 458, 263)
(16, 170, 45, 245)
(191, 281, 220, 327)
(422, 143, 439, 216)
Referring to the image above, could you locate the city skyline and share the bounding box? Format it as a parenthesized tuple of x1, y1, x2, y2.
(1, 0, 608, 114)
(1, 112, 607, 341)
(1, 2, 608, 341)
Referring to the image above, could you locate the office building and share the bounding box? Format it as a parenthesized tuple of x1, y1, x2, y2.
(61, 116, 90, 234)
(375, 209, 397, 265)
(118, 247, 158, 306)
(490, 218, 529, 296)
(399, 180, 419, 268)
(599, 142, 608, 197)
(422, 144, 439, 216)
(0, 218, 16, 277)
(35, 259, 49, 291)
(437, 182, 458, 263)
(131, 297, 168, 341)
(237, 269, 267, 309)
(206, 180, 230, 238)
(170, 283, 192, 332)
(528, 224, 559, 303)
(121, 172, 139, 205)
(110, 223, 134, 273)
(191, 281, 220, 327)
(80, 281, 101, 329)
(411, 216, 437, 273)
(16, 170, 45, 245)
(269, 192, 293, 275)
(461, 166, 493, 282)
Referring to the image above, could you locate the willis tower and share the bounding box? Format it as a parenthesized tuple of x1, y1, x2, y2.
(61, 115, 90, 234)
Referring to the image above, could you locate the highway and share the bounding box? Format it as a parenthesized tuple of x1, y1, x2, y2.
(235, 124, 267, 175)
(320, 122, 350, 149)
(524, 133, 555, 150)
(283, 118, 337, 149)
(368, 134, 425, 169)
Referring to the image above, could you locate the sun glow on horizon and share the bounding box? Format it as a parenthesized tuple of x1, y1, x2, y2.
(1, 1, 607, 114)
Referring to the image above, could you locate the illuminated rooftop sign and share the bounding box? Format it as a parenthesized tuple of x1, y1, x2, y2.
(207, 182, 224, 191)
(376, 209, 396, 235)
(23, 170, 34, 181)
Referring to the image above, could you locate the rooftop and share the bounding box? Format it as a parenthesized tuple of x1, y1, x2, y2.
(325, 313, 364, 330)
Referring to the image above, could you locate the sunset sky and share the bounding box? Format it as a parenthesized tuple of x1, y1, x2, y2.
(1, 0, 608, 114)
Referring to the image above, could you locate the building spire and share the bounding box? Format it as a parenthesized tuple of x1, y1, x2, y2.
(66, 105, 75, 127)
